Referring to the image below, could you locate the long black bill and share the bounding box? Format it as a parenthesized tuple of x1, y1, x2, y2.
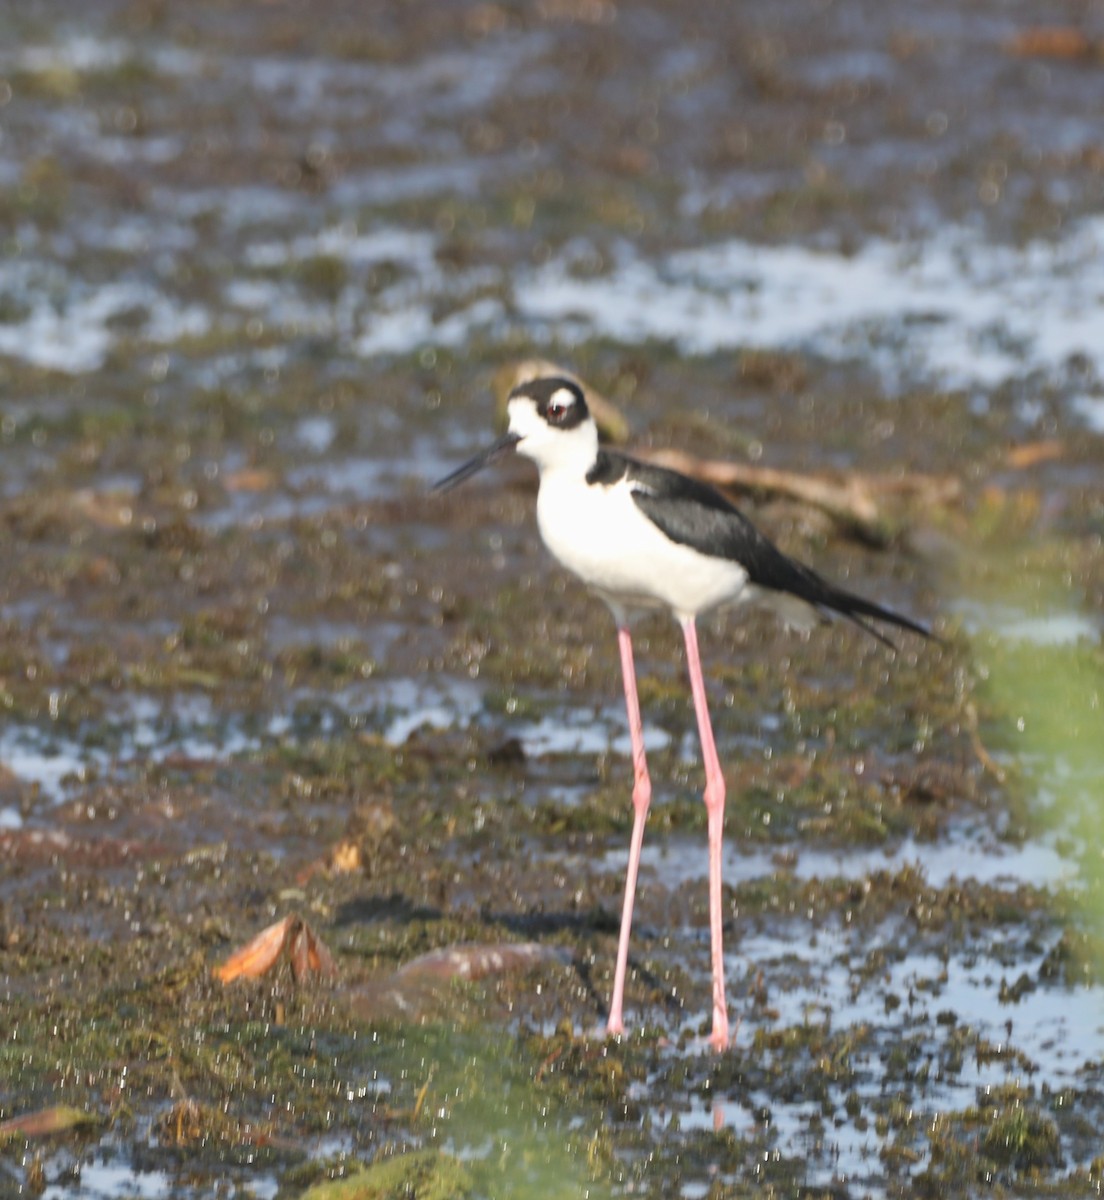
(431, 431, 521, 494)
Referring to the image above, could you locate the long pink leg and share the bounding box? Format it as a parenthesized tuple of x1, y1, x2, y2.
(606, 624, 652, 1037)
(680, 616, 730, 1050)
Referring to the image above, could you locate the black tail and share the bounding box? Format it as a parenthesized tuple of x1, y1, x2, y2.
(751, 541, 933, 650)
(811, 579, 933, 650)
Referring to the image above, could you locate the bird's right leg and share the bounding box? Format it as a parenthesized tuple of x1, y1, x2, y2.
(606, 623, 652, 1037)
(680, 615, 730, 1050)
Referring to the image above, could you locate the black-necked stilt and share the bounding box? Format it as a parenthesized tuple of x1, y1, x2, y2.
(434, 376, 931, 1049)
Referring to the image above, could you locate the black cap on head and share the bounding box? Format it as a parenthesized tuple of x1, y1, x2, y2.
(509, 376, 589, 430)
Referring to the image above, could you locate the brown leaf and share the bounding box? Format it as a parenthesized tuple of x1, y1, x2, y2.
(214, 915, 294, 983)
(294, 799, 396, 885)
(396, 941, 563, 982)
(0, 1106, 98, 1140)
(318, 798, 397, 882)
(289, 922, 338, 982)
(1006, 439, 1064, 469)
(1005, 27, 1094, 60)
(224, 468, 277, 493)
(288, 923, 312, 982)
(348, 942, 567, 1023)
(215, 914, 337, 984)
(329, 839, 363, 874)
(306, 928, 337, 978)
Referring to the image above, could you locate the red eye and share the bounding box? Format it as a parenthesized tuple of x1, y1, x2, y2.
(548, 403, 565, 421)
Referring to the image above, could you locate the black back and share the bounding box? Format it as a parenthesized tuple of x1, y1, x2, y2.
(592, 450, 930, 644)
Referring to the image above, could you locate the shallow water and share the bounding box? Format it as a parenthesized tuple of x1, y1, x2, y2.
(617, 828, 1078, 894)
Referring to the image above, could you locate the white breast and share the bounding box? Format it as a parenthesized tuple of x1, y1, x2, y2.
(535, 473, 750, 620)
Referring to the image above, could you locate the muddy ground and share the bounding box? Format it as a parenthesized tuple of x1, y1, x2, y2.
(1, 0, 1103, 1196)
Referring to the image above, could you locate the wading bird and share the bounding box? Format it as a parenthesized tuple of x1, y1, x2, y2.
(434, 376, 929, 1049)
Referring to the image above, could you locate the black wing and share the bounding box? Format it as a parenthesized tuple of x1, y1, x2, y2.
(606, 452, 931, 645)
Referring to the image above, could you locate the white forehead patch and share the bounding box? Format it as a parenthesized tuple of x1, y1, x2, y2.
(506, 395, 542, 435)
(549, 387, 577, 409)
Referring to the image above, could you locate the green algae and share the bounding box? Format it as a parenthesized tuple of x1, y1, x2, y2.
(299, 1151, 475, 1200)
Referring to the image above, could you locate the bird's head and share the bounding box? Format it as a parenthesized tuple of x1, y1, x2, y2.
(432, 376, 598, 493)
(504, 376, 598, 474)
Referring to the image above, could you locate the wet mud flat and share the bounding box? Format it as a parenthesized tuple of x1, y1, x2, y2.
(2, 0, 1104, 1196)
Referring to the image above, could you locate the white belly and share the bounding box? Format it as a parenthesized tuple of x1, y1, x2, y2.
(535, 473, 750, 620)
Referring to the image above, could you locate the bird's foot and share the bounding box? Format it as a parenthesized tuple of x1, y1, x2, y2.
(604, 1017, 626, 1040)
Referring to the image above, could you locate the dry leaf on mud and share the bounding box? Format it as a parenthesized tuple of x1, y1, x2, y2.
(223, 467, 278, 493)
(396, 941, 564, 982)
(1005, 27, 1095, 60)
(0, 1106, 99, 1140)
(215, 914, 337, 984)
(1006, 439, 1064, 469)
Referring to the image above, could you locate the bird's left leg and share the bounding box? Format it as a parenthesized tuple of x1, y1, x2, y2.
(680, 615, 730, 1050)
(606, 623, 652, 1037)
